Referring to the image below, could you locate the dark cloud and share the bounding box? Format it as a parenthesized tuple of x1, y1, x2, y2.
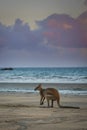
(0, 12, 87, 51)
(0, 22, 9, 48)
(36, 12, 87, 48)
(0, 19, 41, 51)
(0, 12, 87, 67)
(84, 0, 87, 6)
(78, 10, 87, 19)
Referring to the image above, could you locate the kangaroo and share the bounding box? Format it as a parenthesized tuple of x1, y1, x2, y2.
(34, 84, 80, 109)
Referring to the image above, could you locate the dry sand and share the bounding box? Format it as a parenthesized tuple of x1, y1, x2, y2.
(0, 87, 87, 130)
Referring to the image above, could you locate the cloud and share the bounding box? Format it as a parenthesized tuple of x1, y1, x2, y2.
(36, 12, 87, 48)
(84, 0, 87, 6)
(0, 12, 87, 51)
(0, 12, 87, 67)
(0, 19, 41, 52)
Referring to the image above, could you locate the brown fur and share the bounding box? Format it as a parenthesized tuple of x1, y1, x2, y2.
(34, 84, 80, 109)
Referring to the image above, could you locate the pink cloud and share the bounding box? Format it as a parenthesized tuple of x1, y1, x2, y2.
(47, 19, 59, 28)
(43, 31, 57, 39)
(62, 23, 72, 30)
(0, 12, 87, 67)
(47, 19, 73, 30)
(0, 11, 87, 51)
(36, 12, 87, 48)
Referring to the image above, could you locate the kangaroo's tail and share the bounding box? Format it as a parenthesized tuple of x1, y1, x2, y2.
(57, 100, 80, 109)
(59, 105, 80, 109)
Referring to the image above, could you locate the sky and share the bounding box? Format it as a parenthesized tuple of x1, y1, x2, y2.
(0, 0, 87, 67)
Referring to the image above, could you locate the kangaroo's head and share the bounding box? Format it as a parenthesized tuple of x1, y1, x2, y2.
(34, 84, 42, 91)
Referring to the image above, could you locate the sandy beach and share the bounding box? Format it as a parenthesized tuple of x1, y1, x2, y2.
(0, 84, 87, 130)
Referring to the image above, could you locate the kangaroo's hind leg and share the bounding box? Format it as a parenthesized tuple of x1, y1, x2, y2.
(46, 98, 50, 107)
(51, 100, 54, 108)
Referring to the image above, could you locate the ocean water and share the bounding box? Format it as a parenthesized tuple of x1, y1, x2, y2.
(0, 67, 87, 83)
(0, 67, 87, 95)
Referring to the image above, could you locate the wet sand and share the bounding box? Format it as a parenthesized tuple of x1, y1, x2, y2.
(0, 84, 87, 130)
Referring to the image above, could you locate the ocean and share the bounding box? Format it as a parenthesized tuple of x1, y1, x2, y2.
(0, 67, 87, 95)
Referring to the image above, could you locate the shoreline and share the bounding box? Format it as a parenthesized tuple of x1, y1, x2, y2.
(0, 83, 87, 96)
(0, 82, 87, 87)
(0, 82, 87, 84)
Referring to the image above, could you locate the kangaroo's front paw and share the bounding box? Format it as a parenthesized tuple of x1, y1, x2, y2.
(40, 102, 43, 105)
